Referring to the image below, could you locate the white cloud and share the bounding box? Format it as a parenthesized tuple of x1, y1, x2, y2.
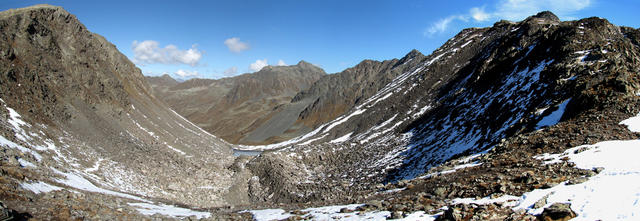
(223, 67, 238, 76)
(277, 59, 287, 66)
(425, 15, 466, 35)
(132, 40, 202, 66)
(470, 7, 491, 22)
(425, 0, 591, 35)
(174, 69, 199, 77)
(249, 59, 268, 72)
(224, 37, 250, 53)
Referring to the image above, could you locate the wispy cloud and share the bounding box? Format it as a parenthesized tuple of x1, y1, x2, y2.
(224, 37, 250, 53)
(132, 40, 202, 66)
(174, 69, 199, 77)
(425, 15, 467, 36)
(249, 59, 268, 72)
(277, 59, 287, 66)
(470, 7, 491, 22)
(425, 0, 592, 35)
(223, 66, 238, 76)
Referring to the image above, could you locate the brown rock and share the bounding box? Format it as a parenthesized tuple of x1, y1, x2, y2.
(538, 203, 577, 221)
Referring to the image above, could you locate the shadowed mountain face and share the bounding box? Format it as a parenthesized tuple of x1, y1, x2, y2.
(146, 62, 326, 144)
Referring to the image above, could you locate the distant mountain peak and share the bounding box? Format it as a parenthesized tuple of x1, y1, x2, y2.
(296, 60, 320, 69)
(525, 11, 560, 23)
(160, 73, 173, 79)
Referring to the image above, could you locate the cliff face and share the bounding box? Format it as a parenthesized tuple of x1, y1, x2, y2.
(146, 61, 326, 144)
(0, 5, 239, 216)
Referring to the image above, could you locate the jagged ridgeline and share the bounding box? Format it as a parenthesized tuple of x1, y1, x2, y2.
(244, 11, 640, 203)
(2, 4, 640, 220)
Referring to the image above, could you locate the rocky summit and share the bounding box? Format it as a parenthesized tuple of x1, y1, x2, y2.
(2, 4, 640, 221)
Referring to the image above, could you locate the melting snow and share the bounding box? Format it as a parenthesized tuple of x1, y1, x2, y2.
(324, 109, 367, 133)
(21, 181, 63, 194)
(417, 162, 482, 179)
(452, 194, 520, 206)
(248, 204, 438, 221)
(164, 142, 186, 155)
(51, 168, 150, 202)
(412, 105, 432, 118)
(129, 203, 211, 219)
(460, 40, 473, 48)
(330, 132, 353, 143)
(18, 158, 36, 168)
(450, 113, 640, 220)
(521, 140, 640, 219)
(535, 99, 571, 129)
(298, 134, 328, 146)
(0, 135, 42, 161)
(574, 50, 592, 63)
(620, 111, 640, 132)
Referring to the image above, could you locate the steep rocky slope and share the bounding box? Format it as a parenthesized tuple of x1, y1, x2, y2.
(240, 50, 426, 144)
(244, 11, 640, 214)
(146, 61, 325, 144)
(0, 5, 246, 219)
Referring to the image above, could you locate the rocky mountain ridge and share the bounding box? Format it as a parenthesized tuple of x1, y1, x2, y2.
(146, 61, 325, 144)
(2, 5, 640, 220)
(0, 4, 245, 219)
(239, 11, 640, 218)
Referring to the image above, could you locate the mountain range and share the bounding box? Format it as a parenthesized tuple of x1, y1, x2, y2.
(1, 5, 640, 220)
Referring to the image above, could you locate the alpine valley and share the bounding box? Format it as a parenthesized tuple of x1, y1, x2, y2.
(2, 4, 640, 221)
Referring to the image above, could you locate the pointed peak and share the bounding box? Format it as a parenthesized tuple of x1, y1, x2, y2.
(297, 60, 312, 66)
(525, 11, 560, 23)
(406, 49, 424, 58)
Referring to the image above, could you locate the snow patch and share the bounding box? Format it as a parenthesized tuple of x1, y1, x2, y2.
(298, 134, 328, 146)
(0, 135, 42, 161)
(452, 194, 520, 206)
(521, 140, 640, 219)
(535, 99, 571, 129)
(164, 142, 186, 155)
(129, 203, 211, 219)
(324, 109, 367, 133)
(18, 158, 36, 168)
(620, 111, 640, 132)
(52, 168, 149, 202)
(412, 105, 432, 118)
(506, 113, 640, 219)
(248, 204, 438, 221)
(21, 181, 63, 194)
(330, 132, 353, 143)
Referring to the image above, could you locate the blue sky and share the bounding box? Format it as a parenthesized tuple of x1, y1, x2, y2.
(2, 0, 639, 79)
